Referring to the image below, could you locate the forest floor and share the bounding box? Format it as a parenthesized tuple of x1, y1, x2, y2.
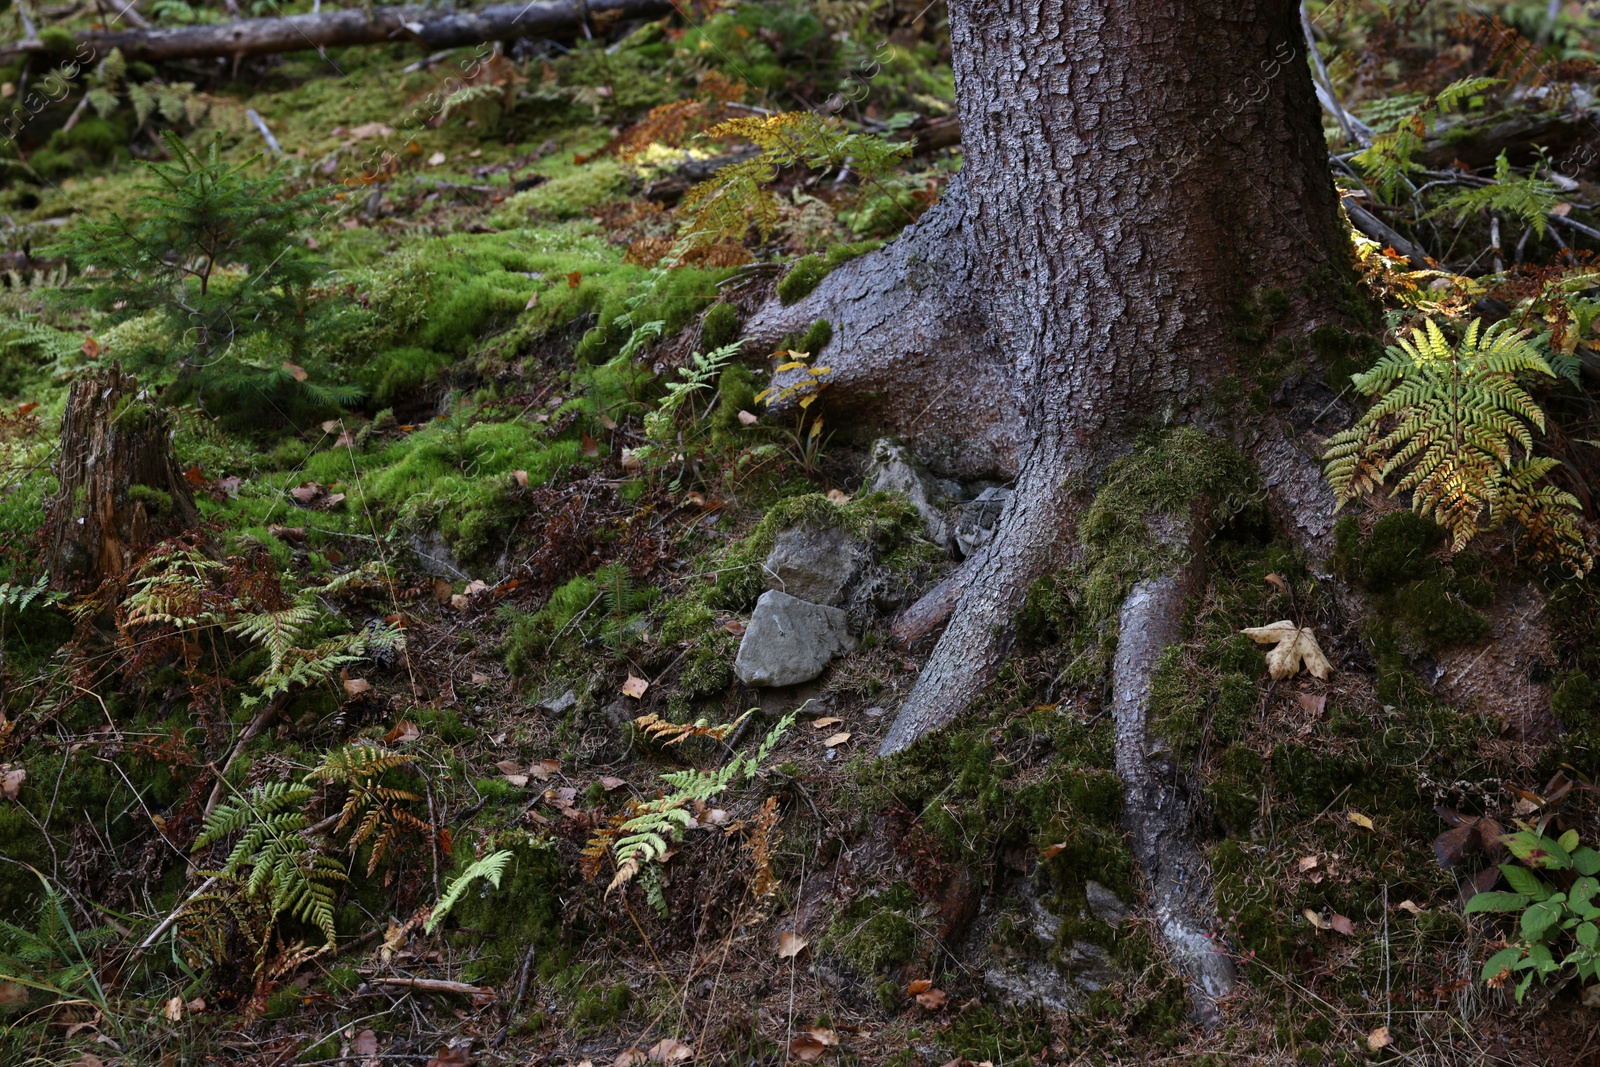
(4, 3, 1600, 1066)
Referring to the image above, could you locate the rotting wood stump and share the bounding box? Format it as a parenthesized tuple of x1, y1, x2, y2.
(44, 366, 200, 590)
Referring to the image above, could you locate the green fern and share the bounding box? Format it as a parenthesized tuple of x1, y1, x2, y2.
(193, 781, 347, 945)
(424, 850, 513, 934)
(0, 574, 60, 613)
(1435, 151, 1558, 237)
(1354, 77, 1500, 201)
(1324, 317, 1591, 571)
(605, 709, 797, 897)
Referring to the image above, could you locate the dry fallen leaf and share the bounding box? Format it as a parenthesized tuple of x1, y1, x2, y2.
(496, 760, 529, 788)
(599, 776, 626, 791)
(1295, 691, 1326, 716)
(1328, 913, 1357, 936)
(425, 1045, 472, 1067)
(165, 995, 183, 1022)
(1264, 572, 1291, 594)
(281, 361, 309, 382)
(825, 489, 850, 504)
(737, 409, 759, 426)
(1041, 841, 1067, 861)
(788, 1029, 838, 1062)
(777, 931, 809, 959)
(1, 764, 24, 801)
(1303, 909, 1330, 931)
(914, 987, 948, 1010)
(1348, 811, 1375, 831)
(450, 594, 470, 611)
(0, 980, 27, 1008)
(647, 1037, 693, 1063)
(810, 717, 844, 730)
(907, 979, 932, 995)
(427, 151, 446, 165)
(343, 677, 372, 697)
(354, 1029, 379, 1066)
(723, 620, 746, 637)
(622, 675, 649, 699)
(1367, 1026, 1393, 1051)
(581, 433, 601, 457)
(530, 759, 561, 782)
(470, 672, 491, 686)
(823, 732, 851, 747)
(1297, 855, 1319, 872)
(613, 1051, 646, 1067)
(1397, 899, 1422, 915)
(1240, 620, 1332, 680)
(385, 721, 420, 744)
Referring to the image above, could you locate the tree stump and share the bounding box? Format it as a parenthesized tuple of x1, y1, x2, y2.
(44, 366, 200, 590)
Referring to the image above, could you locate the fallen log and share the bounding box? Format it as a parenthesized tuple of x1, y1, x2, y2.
(0, 0, 675, 64)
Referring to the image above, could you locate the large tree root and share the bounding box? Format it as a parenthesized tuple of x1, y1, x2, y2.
(1110, 529, 1236, 1023)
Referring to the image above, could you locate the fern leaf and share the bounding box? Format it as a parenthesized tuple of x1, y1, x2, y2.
(425, 850, 513, 934)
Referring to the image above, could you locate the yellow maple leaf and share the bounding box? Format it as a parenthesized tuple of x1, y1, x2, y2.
(1239, 620, 1332, 680)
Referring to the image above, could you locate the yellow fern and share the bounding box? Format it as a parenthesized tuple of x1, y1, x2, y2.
(1324, 317, 1591, 571)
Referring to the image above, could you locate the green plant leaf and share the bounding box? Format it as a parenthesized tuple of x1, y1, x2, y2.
(1503, 830, 1573, 870)
(1559, 829, 1581, 854)
(1465, 890, 1531, 914)
(1522, 899, 1564, 942)
(1572, 846, 1600, 876)
(1481, 946, 1524, 984)
(1500, 863, 1550, 900)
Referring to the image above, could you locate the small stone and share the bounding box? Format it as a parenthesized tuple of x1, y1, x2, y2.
(953, 487, 1013, 558)
(763, 525, 867, 606)
(1084, 881, 1129, 926)
(865, 439, 962, 550)
(538, 689, 577, 716)
(734, 591, 857, 688)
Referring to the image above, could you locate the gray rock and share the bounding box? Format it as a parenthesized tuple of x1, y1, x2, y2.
(408, 531, 469, 580)
(953, 487, 1013, 558)
(734, 591, 857, 687)
(865, 439, 963, 551)
(538, 689, 577, 716)
(762, 525, 867, 606)
(1085, 880, 1129, 926)
(601, 699, 635, 728)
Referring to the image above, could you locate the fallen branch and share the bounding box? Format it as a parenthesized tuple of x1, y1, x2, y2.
(0, 0, 674, 64)
(370, 977, 495, 998)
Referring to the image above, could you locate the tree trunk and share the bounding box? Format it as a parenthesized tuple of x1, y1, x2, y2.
(0, 0, 673, 64)
(45, 366, 200, 591)
(749, 0, 1348, 1023)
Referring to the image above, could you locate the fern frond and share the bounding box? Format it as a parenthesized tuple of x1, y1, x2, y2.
(424, 850, 514, 934)
(1324, 316, 1589, 568)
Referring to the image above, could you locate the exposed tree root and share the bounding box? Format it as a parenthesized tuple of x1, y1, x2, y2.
(739, 201, 1366, 1022)
(1109, 531, 1236, 1023)
(744, 178, 1024, 482)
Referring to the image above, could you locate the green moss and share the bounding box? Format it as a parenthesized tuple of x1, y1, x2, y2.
(1335, 513, 1490, 654)
(825, 884, 919, 973)
(1309, 323, 1382, 385)
(774, 242, 880, 306)
(126, 483, 173, 517)
(700, 301, 741, 351)
(777, 256, 828, 306)
(707, 490, 937, 611)
(1551, 671, 1598, 727)
(710, 362, 757, 441)
(1070, 428, 1257, 677)
(445, 835, 565, 984)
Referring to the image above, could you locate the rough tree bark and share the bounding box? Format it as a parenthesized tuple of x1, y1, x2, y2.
(45, 365, 199, 591)
(747, 0, 1348, 1022)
